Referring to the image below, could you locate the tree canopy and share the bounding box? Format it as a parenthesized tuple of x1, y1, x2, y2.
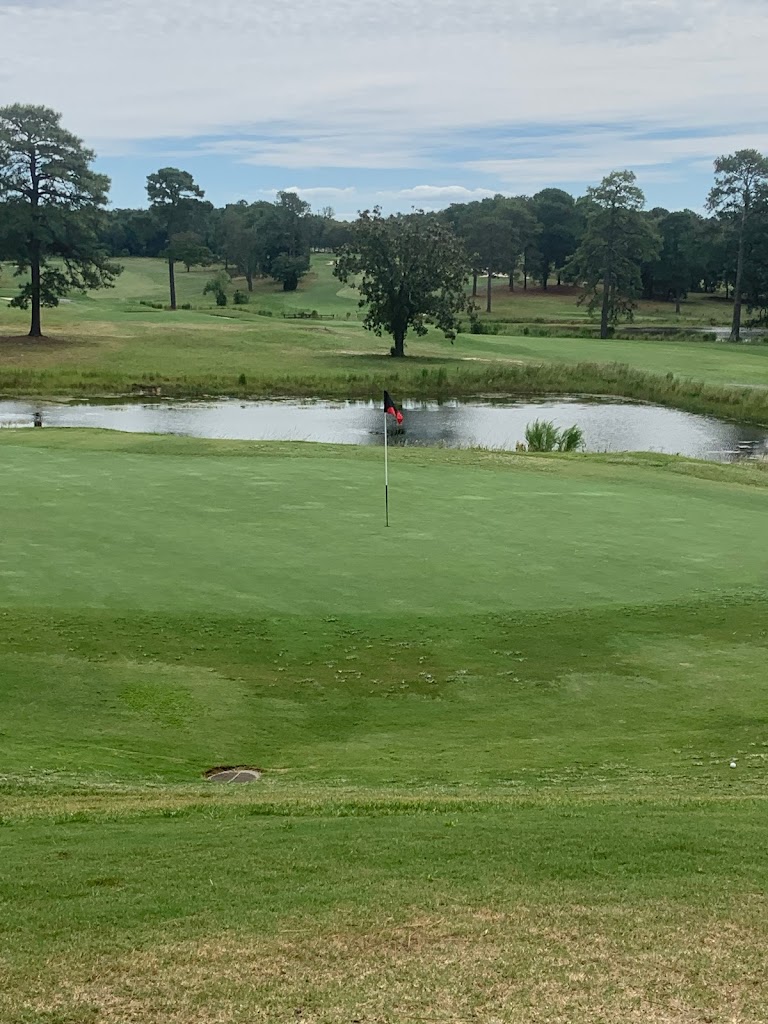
(334, 208, 470, 357)
(0, 103, 120, 337)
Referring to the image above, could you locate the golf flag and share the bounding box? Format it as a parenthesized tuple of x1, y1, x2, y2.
(384, 390, 403, 424)
(382, 389, 402, 528)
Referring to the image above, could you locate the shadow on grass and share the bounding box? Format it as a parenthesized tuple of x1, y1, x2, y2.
(0, 334, 85, 349)
(327, 351, 471, 367)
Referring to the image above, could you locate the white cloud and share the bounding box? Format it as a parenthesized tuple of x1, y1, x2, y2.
(379, 186, 497, 203)
(465, 129, 768, 193)
(1, 0, 767, 205)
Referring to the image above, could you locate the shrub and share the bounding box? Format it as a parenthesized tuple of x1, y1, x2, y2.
(556, 424, 584, 452)
(524, 419, 584, 452)
(524, 419, 560, 452)
(203, 272, 230, 307)
(233, 290, 249, 305)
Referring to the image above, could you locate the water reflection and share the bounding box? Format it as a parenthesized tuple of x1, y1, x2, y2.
(0, 397, 766, 462)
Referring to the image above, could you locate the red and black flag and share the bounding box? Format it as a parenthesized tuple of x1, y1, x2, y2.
(384, 390, 403, 425)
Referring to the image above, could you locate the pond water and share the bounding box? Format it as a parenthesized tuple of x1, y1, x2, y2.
(1, 397, 766, 462)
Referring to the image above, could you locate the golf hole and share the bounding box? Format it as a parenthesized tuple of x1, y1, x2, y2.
(204, 765, 262, 783)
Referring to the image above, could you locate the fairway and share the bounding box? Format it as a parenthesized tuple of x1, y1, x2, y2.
(3, 258, 768, 414)
(1, 430, 768, 1022)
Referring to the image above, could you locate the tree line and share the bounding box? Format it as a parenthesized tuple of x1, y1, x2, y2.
(2, 103, 768, 348)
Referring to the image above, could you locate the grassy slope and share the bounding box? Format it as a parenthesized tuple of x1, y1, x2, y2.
(1, 431, 768, 1021)
(2, 258, 768, 405)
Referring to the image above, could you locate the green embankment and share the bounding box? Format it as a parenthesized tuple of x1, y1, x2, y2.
(1, 430, 767, 1021)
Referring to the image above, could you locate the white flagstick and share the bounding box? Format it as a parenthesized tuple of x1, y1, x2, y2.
(384, 407, 389, 528)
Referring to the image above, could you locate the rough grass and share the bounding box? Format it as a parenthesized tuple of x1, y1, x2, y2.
(1, 432, 767, 1021)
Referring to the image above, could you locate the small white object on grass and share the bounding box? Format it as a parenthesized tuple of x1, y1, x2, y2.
(730, 760, 737, 769)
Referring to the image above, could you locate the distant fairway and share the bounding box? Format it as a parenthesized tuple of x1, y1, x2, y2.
(3, 257, 768, 413)
(1, 430, 768, 1021)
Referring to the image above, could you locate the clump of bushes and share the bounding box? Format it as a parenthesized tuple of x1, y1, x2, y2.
(203, 272, 230, 307)
(524, 419, 584, 452)
(233, 290, 249, 305)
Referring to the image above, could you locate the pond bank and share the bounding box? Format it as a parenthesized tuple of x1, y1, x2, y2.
(3, 396, 767, 462)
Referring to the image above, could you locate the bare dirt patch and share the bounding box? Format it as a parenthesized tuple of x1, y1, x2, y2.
(203, 765, 261, 783)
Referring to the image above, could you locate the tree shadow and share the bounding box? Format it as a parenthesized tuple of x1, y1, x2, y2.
(333, 351, 469, 367)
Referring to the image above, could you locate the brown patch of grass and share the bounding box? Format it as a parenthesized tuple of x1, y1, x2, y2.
(9, 902, 767, 1023)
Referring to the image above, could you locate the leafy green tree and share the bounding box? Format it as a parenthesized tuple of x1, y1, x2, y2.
(441, 201, 482, 297)
(706, 149, 768, 340)
(531, 188, 581, 288)
(743, 203, 768, 324)
(653, 210, 701, 313)
(146, 167, 205, 309)
(568, 171, 659, 338)
(168, 231, 213, 272)
(99, 207, 166, 257)
(203, 271, 230, 307)
(260, 191, 311, 291)
(334, 208, 470, 357)
(213, 201, 266, 289)
(0, 104, 120, 337)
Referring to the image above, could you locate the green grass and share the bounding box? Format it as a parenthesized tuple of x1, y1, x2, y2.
(2, 258, 768, 423)
(1, 431, 768, 1021)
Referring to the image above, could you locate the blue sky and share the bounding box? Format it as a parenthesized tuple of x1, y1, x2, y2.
(2, 0, 767, 218)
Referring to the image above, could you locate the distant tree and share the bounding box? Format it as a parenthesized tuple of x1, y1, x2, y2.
(146, 167, 205, 309)
(260, 191, 311, 291)
(706, 149, 768, 340)
(213, 201, 266, 288)
(99, 207, 166, 258)
(168, 231, 213, 272)
(0, 104, 121, 337)
(531, 188, 580, 288)
(203, 271, 230, 307)
(334, 208, 471, 357)
(652, 211, 701, 313)
(743, 202, 768, 324)
(441, 201, 482, 296)
(567, 171, 659, 338)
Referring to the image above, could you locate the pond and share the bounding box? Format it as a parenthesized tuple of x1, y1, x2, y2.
(1, 397, 766, 462)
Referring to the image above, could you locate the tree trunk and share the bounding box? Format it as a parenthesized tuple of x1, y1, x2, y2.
(557, 272, 562, 286)
(675, 289, 681, 316)
(600, 272, 611, 339)
(472, 271, 478, 297)
(523, 271, 528, 291)
(168, 257, 177, 310)
(29, 245, 42, 338)
(486, 269, 492, 313)
(508, 272, 514, 291)
(731, 205, 747, 341)
(29, 152, 43, 338)
(542, 263, 548, 290)
(392, 329, 405, 357)
(245, 271, 253, 293)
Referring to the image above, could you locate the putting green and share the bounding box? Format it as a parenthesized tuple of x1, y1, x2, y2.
(0, 432, 766, 615)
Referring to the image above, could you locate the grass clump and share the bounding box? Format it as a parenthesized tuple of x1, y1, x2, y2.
(524, 419, 584, 452)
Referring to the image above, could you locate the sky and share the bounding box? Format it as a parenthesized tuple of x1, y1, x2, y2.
(2, 0, 767, 218)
